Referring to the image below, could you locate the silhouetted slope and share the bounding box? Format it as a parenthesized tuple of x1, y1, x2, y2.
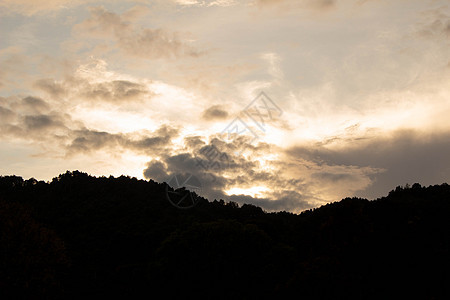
(0, 171, 449, 299)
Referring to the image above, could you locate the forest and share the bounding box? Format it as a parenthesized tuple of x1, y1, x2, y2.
(1, 171, 449, 299)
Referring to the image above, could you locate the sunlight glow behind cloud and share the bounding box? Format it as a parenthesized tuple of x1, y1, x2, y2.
(225, 186, 269, 198)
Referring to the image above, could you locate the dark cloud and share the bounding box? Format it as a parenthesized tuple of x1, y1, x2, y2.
(311, 172, 358, 182)
(76, 7, 204, 59)
(142, 133, 315, 212)
(131, 136, 169, 149)
(81, 80, 150, 103)
(67, 125, 179, 155)
(128, 126, 179, 151)
(287, 129, 450, 200)
(144, 144, 233, 198)
(34, 76, 154, 103)
(21, 96, 51, 113)
(184, 135, 206, 150)
(202, 105, 229, 121)
(4, 96, 51, 115)
(143, 160, 168, 182)
(23, 114, 65, 131)
(68, 130, 122, 152)
(0, 96, 68, 139)
(144, 150, 230, 200)
(0, 94, 178, 158)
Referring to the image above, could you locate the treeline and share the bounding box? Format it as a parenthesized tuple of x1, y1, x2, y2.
(0, 171, 449, 299)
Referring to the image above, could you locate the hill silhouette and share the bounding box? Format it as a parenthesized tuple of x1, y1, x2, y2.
(0, 171, 449, 299)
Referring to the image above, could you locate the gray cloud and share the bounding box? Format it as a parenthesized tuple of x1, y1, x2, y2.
(0, 94, 179, 159)
(287, 129, 450, 200)
(21, 96, 51, 113)
(311, 171, 357, 182)
(143, 160, 169, 182)
(0, 96, 68, 139)
(34, 77, 153, 103)
(23, 114, 65, 131)
(142, 133, 316, 212)
(80, 80, 150, 103)
(128, 125, 179, 151)
(184, 135, 207, 150)
(2, 96, 52, 117)
(68, 130, 122, 152)
(143, 150, 229, 200)
(76, 7, 204, 59)
(67, 125, 179, 155)
(202, 105, 229, 120)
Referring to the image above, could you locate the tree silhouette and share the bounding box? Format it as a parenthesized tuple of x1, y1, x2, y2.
(0, 172, 449, 299)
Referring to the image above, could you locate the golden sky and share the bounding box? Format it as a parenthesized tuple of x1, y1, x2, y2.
(1, 0, 449, 212)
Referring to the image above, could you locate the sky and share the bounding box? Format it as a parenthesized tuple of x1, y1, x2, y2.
(0, 0, 449, 212)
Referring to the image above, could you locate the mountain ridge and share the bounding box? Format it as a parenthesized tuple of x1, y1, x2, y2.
(1, 171, 449, 299)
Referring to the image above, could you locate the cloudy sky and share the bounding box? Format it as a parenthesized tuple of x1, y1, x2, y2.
(1, 0, 449, 212)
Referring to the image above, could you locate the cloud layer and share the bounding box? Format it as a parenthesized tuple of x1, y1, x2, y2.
(74, 6, 204, 59)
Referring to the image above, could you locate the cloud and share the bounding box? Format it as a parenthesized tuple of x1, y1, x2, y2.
(174, 0, 237, 7)
(3, 0, 449, 214)
(202, 105, 229, 120)
(260, 52, 283, 80)
(68, 130, 122, 152)
(227, 189, 312, 212)
(255, 0, 337, 11)
(311, 171, 359, 183)
(0, 93, 179, 159)
(34, 75, 154, 104)
(3, 90, 383, 214)
(141, 133, 324, 212)
(0, 47, 26, 90)
(416, 6, 450, 40)
(0, 0, 91, 16)
(23, 114, 65, 131)
(21, 96, 51, 113)
(0, 95, 51, 118)
(128, 125, 179, 152)
(287, 129, 450, 200)
(143, 160, 168, 181)
(0, 106, 15, 124)
(74, 6, 205, 59)
(0, 96, 70, 138)
(79, 80, 150, 103)
(67, 125, 179, 155)
(34, 79, 67, 98)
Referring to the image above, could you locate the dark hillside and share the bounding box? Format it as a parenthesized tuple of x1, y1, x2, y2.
(1, 171, 449, 299)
